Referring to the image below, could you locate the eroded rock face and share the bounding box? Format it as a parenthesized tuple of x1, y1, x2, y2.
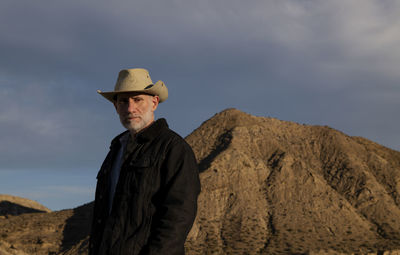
(1, 109, 400, 254)
(185, 108, 400, 254)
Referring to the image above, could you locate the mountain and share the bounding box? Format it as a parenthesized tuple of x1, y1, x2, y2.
(0, 194, 51, 216)
(185, 109, 400, 254)
(1, 109, 400, 254)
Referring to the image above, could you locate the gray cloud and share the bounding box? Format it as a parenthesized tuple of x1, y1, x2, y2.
(1, 0, 399, 170)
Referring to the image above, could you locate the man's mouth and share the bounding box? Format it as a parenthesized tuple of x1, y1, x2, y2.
(127, 115, 141, 121)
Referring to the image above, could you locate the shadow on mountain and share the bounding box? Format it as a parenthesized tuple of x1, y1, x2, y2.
(198, 131, 232, 172)
(60, 202, 93, 253)
(0, 201, 48, 216)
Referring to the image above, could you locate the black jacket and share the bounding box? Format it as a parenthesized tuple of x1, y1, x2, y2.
(89, 119, 201, 255)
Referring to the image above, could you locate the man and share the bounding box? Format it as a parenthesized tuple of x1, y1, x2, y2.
(89, 68, 201, 255)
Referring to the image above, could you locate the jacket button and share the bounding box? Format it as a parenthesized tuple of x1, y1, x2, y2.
(97, 219, 102, 224)
(99, 195, 103, 199)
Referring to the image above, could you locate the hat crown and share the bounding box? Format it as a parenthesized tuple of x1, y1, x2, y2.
(97, 67, 168, 103)
(115, 68, 154, 92)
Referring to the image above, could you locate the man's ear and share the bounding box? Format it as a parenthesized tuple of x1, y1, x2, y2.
(151, 96, 160, 111)
(113, 95, 119, 112)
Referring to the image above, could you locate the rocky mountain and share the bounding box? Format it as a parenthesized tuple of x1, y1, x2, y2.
(1, 108, 400, 254)
(185, 109, 400, 254)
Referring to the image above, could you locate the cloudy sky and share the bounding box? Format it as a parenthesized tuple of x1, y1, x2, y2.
(1, 0, 399, 210)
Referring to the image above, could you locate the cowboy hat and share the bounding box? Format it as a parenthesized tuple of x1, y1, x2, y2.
(97, 68, 168, 103)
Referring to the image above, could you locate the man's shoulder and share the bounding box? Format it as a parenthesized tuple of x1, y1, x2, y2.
(141, 118, 183, 142)
(140, 119, 191, 153)
(161, 125, 183, 140)
(160, 127, 196, 157)
(156, 120, 186, 142)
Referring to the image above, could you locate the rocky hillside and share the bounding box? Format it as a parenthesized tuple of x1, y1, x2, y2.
(185, 109, 400, 254)
(0, 202, 92, 255)
(0, 194, 51, 216)
(1, 109, 400, 254)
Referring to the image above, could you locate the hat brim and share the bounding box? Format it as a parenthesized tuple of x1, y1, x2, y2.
(97, 80, 168, 103)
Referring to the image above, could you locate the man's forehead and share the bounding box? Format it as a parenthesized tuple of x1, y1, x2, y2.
(116, 92, 153, 99)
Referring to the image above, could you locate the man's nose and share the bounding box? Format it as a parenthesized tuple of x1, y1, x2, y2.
(127, 99, 137, 113)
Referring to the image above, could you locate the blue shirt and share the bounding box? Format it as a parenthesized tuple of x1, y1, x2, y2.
(108, 132, 130, 213)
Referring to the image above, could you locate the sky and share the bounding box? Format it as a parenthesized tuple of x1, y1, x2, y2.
(0, 0, 399, 210)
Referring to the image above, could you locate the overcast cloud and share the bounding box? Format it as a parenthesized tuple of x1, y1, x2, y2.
(1, 0, 399, 172)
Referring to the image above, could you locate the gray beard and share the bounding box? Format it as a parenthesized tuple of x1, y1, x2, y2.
(120, 107, 154, 133)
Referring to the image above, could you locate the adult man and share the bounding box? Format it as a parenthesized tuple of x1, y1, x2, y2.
(90, 68, 201, 255)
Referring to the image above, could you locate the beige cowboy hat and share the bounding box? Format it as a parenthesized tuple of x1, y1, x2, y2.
(97, 68, 168, 103)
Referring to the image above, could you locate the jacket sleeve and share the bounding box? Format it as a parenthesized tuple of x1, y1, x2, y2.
(139, 139, 201, 255)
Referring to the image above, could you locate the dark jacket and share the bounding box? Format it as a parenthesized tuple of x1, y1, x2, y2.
(89, 119, 201, 255)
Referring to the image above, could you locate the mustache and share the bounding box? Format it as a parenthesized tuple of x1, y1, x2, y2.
(124, 114, 142, 118)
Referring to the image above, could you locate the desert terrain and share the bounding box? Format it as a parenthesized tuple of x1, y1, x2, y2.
(1, 109, 400, 254)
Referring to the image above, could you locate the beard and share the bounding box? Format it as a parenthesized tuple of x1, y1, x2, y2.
(119, 104, 154, 133)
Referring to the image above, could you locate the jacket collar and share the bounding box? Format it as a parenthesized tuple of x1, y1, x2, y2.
(110, 118, 169, 147)
(136, 118, 168, 143)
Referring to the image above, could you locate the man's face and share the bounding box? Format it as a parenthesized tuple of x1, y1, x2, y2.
(114, 93, 159, 133)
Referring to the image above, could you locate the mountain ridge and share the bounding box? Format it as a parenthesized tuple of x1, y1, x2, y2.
(0, 194, 51, 216)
